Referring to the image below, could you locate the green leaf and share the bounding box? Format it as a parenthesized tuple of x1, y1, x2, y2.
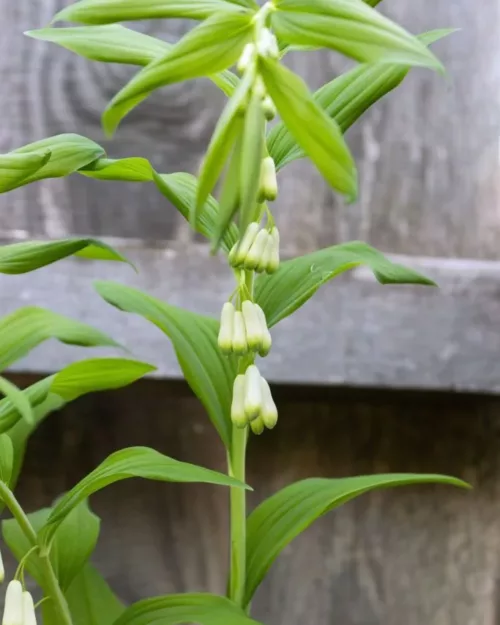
(0, 434, 14, 486)
(0, 377, 34, 426)
(27, 26, 239, 98)
(53, 0, 245, 24)
(65, 564, 125, 625)
(272, 0, 443, 71)
(40, 446, 249, 545)
(103, 11, 253, 135)
(0, 377, 54, 434)
(114, 593, 261, 625)
(50, 358, 156, 402)
(2, 500, 100, 591)
(195, 72, 252, 227)
(0, 238, 132, 274)
(245, 473, 470, 606)
(0, 306, 118, 372)
(0, 134, 105, 192)
(255, 241, 436, 327)
(259, 57, 357, 199)
(269, 29, 454, 170)
(95, 282, 236, 447)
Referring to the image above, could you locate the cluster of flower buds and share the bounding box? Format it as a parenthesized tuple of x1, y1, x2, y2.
(218, 301, 272, 357)
(229, 222, 280, 274)
(231, 365, 278, 434)
(2, 580, 37, 625)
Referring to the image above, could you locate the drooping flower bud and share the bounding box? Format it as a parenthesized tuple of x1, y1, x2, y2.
(244, 229, 269, 270)
(258, 157, 278, 202)
(256, 231, 274, 273)
(262, 96, 277, 121)
(255, 304, 272, 357)
(22, 592, 36, 625)
(218, 302, 235, 354)
(231, 375, 248, 429)
(228, 243, 238, 265)
(0, 549, 4, 584)
(253, 76, 267, 100)
(260, 377, 278, 429)
(250, 416, 265, 436)
(2, 580, 23, 625)
(237, 43, 255, 74)
(232, 311, 248, 355)
(257, 28, 279, 59)
(266, 226, 280, 274)
(244, 365, 262, 420)
(232, 222, 260, 267)
(241, 301, 263, 351)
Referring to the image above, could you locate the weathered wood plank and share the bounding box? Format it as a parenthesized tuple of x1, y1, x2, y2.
(1, 1, 498, 258)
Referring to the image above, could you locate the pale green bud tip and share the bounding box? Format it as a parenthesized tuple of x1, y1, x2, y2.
(250, 416, 265, 436)
(244, 229, 269, 270)
(2, 581, 23, 625)
(257, 28, 279, 59)
(244, 365, 262, 420)
(233, 222, 260, 266)
(260, 377, 278, 429)
(262, 96, 277, 121)
(255, 305, 272, 356)
(0, 549, 4, 584)
(237, 43, 255, 73)
(266, 226, 280, 274)
(231, 375, 247, 428)
(253, 76, 267, 100)
(232, 311, 248, 355)
(22, 592, 37, 625)
(242, 301, 264, 351)
(218, 302, 235, 354)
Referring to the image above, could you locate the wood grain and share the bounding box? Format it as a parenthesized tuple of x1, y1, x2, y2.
(1, 1, 498, 257)
(1, 377, 499, 625)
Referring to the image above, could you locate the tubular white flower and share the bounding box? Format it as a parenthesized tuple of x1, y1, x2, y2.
(233, 222, 260, 266)
(256, 28, 279, 59)
(244, 229, 269, 270)
(258, 157, 278, 202)
(241, 301, 263, 351)
(266, 226, 280, 273)
(262, 96, 277, 121)
(260, 377, 278, 429)
(232, 311, 248, 355)
(256, 233, 273, 273)
(231, 375, 248, 428)
(250, 416, 265, 436)
(237, 42, 255, 74)
(218, 302, 235, 354)
(253, 76, 267, 100)
(22, 592, 36, 625)
(0, 548, 4, 584)
(255, 304, 272, 357)
(244, 365, 262, 420)
(2, 580, 23, 625)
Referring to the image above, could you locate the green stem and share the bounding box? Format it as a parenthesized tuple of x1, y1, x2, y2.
(0, 482, 73, 625)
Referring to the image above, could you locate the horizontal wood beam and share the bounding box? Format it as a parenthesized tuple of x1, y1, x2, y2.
(2, 240, 499, 394)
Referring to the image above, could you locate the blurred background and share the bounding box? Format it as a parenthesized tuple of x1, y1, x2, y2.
(1, 1, 500, 624)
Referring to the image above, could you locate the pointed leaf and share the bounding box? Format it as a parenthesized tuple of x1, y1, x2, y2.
(103, 11, 253, 135)
(2, 500, 100, 591)
(259, 57, 357, 199)
(40, 446, 249, 544)
(65, 564, 125, 625)
(0, 377, 54, 434)
(0, 151, 51, 193)
(272, 0, 443, 71)
(114, 593, 261, 625)
(0, 434, 14, 486)
(0, 306, 118, 372)
(95, 282, 236, 447)
(0, 134, 105, 192)
(245, 473, 470, 605)
(50, 358, 156, 401)
(255, 241, 436, 327)
(269, 30, 454, 170)
(53, 0, 245, 24)
(0, 377, 34, 426)
(0, 238, 132, 274)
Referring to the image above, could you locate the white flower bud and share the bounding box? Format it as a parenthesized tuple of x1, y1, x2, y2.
(244, 365, 262, 420)
(242, 301, 263, 351)
(262, 96, 277, 121)
(266, 226, 280, 274)
(22, 592, 36, 625)
(231, 311, 248, 355)
(0, 549, 4, 584)
(257, 28, 279, 59)
(258, 157, 278, 202)
(2, 580, 23, 625)
(231, 375, 248, 428)
(237, 43, 255, 74)
(228, 243, 238, 266)
(256, 232, 274, 273)
(250, 416, 265, 436)
(218, 302, 235, 354)
(260, 377, 278, 429)
(253, 76, 267, 100)
(244, 229, 269, 270)
(255, 304, 272, 357)
(233, 222, 260, 266)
